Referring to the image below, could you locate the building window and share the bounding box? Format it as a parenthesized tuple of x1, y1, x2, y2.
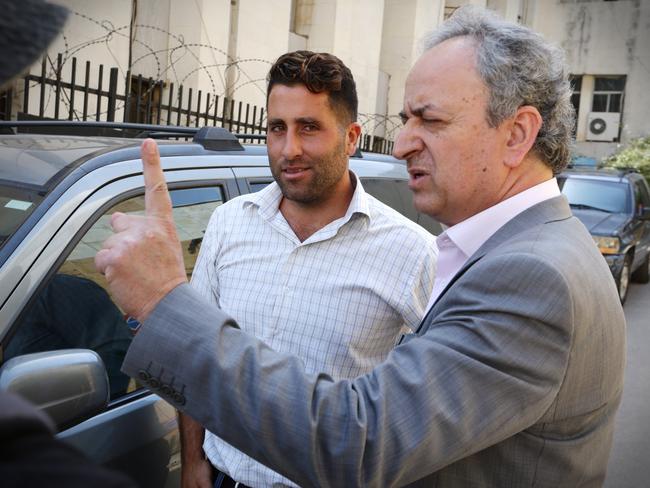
(592, 76, 625, 113)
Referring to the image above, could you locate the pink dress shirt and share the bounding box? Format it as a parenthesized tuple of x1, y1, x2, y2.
(425, 178, 561, 311)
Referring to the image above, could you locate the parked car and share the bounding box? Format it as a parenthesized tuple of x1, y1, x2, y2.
(0, 121, 440, 487)
(558, 166, 650, 303)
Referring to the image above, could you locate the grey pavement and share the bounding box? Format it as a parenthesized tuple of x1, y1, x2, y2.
(605, 281, 650, 487)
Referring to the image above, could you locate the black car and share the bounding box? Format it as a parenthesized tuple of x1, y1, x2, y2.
(558, 167, 650, 303)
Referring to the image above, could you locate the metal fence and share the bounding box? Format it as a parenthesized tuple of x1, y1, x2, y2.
(0, 54, 393, 154)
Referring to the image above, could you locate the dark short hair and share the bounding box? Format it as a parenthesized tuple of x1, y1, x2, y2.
(267, 50, 358, 124)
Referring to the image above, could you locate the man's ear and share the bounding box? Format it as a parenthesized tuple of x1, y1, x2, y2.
(345, 122, 362, 156)
(504, 106, 542, 168)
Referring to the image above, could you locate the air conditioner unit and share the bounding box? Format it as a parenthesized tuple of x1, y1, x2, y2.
(586, 112, 620, 142)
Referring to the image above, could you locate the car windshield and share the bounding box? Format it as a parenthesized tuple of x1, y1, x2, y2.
(0, 135, 121, 249)
(559, 176, 630, 213)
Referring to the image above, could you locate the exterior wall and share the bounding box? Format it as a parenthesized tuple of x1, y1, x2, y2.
(532, 0, 650, 160)
(166, 0, 231, 98)
(380, 0, 445, 140)
(298, 0, 337, 52)
(331, 0, 385, 132)
(13, 0, 649, 156)
(486, 0, 521, 21)
(293, 0, 388, 134)
(232, 0, 292, 105)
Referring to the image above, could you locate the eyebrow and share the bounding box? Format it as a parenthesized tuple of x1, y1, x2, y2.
(400, 103, 441, 119)
(267, 117, 320, 125)
(296, 117, 319, 125)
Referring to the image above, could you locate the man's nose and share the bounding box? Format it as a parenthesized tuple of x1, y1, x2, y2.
(392, 125, 423, 161)
(282, 131, 303, 160)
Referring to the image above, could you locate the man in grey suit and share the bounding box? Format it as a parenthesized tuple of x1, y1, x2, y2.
(96, 6, 626, 487)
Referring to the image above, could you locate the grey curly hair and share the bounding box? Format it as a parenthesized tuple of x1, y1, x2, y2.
(421, 6, 574, 174)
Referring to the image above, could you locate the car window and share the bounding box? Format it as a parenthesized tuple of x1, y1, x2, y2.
(247, 180, 273, 192)
(362, 178, 411, 217)
(362, 177, 442, 235)
(634, 179, 650, 212)
(0, 184, 42, 251)
(560, 177, 631, 214)
(3, 185, 224, 401)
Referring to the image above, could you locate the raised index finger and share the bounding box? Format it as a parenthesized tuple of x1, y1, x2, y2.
(141, 138, 172, 218)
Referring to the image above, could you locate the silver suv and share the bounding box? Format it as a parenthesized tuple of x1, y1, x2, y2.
(0, 122, 439, 487)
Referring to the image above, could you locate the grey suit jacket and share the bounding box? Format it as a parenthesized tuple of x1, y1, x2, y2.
(123, 196, 626, 487)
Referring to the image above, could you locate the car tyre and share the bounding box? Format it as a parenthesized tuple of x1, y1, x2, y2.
(631, 252, 650, 284)
(617, 254, 632, 304)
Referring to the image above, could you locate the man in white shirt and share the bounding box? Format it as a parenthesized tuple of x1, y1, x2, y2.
(179, 50, 437, 488)
(101, 6, 625, 486)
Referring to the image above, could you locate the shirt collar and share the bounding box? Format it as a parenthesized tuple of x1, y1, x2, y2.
(242, 169, 372, 223)
(444, 177, 561, 259)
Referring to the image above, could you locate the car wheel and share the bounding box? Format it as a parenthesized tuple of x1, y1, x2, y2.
(617, 255, 632, 304)
(631, 252, 650, 284)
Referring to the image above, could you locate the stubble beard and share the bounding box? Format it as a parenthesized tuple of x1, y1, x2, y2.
(272, 139, 349, 205)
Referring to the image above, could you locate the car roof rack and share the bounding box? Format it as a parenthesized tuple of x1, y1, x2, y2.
(0, 120, 270, 151)
(0, 121, 382, 159)
(614, 167, 640, 174)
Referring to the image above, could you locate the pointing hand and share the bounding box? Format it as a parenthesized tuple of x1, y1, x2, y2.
(95, 139, 188, 322)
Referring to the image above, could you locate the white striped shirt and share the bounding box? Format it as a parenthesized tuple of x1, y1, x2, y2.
(190, 173, 437, 488)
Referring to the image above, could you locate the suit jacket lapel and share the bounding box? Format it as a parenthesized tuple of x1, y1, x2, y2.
(413, 196, 573, 336)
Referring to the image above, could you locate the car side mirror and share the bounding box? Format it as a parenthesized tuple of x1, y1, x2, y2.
(0, 349, 109, 430)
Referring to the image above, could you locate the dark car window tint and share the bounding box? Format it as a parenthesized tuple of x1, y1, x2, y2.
(561, 178, 630, 213)
(634, 180, 650, 209)
(4, 186, 224, 401)
(362, 178, 441, 235)
(362, 178, 408, 217)
(248, 180, 272, 193)
(0, 185, 42, 251)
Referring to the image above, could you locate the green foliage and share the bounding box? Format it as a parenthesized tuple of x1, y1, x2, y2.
(602, 136, 650, 182)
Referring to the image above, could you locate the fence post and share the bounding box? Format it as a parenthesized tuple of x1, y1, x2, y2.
(258, 107, 265, 134)
(186, 88, 193, 127)
(96, 65, 103, 121)
(123, 70, 132, 123)
(107, 67, 119, 122)
(39, 57, 46, 118)
(222, 96, 229, 130)
(23, 77, 30, 118)
(176, 85, 183, 126)
(213, 95, 219, 126)
(134, 74, 143, 123)
(195, 89, 201, 127)
(156, 80, 163, 125)
(1, 87, 13, 120)
(54, 53, 62, 119)
(82, 61, 90, 121)
(68, 57, 77, 120)
(204, 93, 210, 126)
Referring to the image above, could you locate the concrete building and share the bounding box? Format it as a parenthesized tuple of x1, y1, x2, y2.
(531, 0, 650, 160)
(7, 0, 650, 158)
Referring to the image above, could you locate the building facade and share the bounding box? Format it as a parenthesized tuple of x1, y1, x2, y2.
(7, 0, 650, 159)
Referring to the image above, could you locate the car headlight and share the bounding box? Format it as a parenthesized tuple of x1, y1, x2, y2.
(593, 235, 621, 254)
